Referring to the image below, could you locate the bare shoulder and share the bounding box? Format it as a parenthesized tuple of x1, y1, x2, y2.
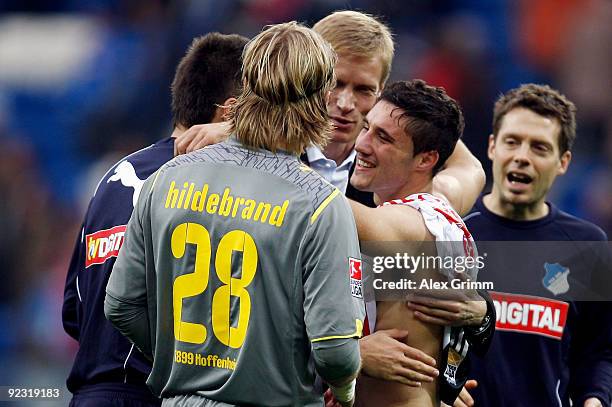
(350, 199, 433, 243)
(376, 204, 432, 242)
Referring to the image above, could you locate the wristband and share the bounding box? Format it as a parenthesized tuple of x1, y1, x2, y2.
(466, 290, 494, 336)
(329, 379, 356, 403)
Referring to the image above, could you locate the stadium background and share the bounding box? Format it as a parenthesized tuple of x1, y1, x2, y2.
(0, 0, 609, 404)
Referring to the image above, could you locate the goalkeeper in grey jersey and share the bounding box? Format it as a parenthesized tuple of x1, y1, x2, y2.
(105, 22, 363, 407)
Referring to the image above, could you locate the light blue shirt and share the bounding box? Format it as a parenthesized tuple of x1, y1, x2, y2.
(305, 146, 356, 193)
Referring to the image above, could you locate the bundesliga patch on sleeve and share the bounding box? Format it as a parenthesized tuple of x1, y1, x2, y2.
(349, 257, 363, 298)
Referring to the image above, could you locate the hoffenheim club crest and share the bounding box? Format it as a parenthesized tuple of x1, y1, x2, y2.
(542, 263, 570, 296)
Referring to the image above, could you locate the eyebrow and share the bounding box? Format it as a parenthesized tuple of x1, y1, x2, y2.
(357, 84, 377, 91)
(532, 140, 553, 149)
(364, 114, 394, 139)
(504, 133, 553, 145)
(377, 125, 393, 140)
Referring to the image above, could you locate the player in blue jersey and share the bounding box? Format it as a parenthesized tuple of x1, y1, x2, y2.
(457, 84, 612, 407)
(62, 32, 248, 406)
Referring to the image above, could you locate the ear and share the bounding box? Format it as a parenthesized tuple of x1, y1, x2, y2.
(557, 150, 572, 175)
(487, 134, 496, 161)
(416, 150, 439, 173)
(211, 97, 237, 123)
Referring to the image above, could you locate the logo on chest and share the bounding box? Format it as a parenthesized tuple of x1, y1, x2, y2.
(542, 262, 570, 296)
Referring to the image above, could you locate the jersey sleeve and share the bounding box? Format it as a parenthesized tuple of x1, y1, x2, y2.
(105, 172, 157, 357)
(301, 189, 365, 343)
(62, 223, 86, 341)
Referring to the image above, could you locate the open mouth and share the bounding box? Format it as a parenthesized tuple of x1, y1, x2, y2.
(507, 171, 533, 185)
(357, 158, 375, 168)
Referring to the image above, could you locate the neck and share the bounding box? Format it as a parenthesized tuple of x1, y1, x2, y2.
(322, 141, 355, 166)
(170, 125, 186, 138)
(374, 176, 433, 205)
(483, 188, 549, 221)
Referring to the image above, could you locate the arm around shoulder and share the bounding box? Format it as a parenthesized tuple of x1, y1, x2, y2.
(433, 140, 485, 216)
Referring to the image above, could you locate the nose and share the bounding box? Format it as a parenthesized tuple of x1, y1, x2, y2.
(513, 143, 531, 165)
(355, 127, 372, 154)
(335, 87, 355, 113)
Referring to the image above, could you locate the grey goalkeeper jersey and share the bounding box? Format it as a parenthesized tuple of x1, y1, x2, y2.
(107, 139, 364, 406)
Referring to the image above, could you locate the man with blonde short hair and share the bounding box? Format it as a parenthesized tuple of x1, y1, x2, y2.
(106, 22, 364, 407)
(309, 11, 394, 195)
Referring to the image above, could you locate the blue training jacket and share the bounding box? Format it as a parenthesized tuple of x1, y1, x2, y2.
(465, 196, 612, 407)
(62, 138, 174, 398)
